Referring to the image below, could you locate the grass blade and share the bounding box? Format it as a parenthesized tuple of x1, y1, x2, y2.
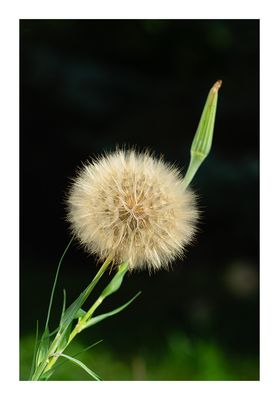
(41, 340, 104, 380)
(84, 292, 141, 329)
(60, 257, 111, 331)
(45, 236, 74, 330)
(35, 327, 50, 368)
(100, 262, 129, 300)
(28, 320, 39, 379)
(59, 289, 67, 324)
(74, 262, 130, 333)
(53, 353, 102, 380)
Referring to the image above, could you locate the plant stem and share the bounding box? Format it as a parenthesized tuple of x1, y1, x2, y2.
(44, 261, 129, 376)
(32, 256, 111, 380)
(68, 297, 104, 343)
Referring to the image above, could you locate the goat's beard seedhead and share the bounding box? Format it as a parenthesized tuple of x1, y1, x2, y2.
(67, 150, 199, 272)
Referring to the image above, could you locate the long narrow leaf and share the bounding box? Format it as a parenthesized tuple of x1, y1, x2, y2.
(76, 262, 130, 328)
(84, 292, 141, 330)
(48, 327, 60, 337)
(35, 327, 50, 368)
(45, 236, 74, 330)
(56, 322, 73, 353)
(59, 289, 67, 324)
(29, 320, 39, 379)
(39, 370, 54, 381)
(76, 308, 86, 319)
(53, 353, 102, 381)
(60, 257, 111, 331)
(41, 340, 104, 380)
(60, 290, 90, 330)
(100, 262, 129, 300)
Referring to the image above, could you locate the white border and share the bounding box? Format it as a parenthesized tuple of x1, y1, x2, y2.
(1, 1, 279, 399)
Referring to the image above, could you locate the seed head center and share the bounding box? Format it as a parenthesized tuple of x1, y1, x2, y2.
(118, 195, 147, 230)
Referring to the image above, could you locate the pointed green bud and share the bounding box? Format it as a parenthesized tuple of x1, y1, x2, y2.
(183, 80, 222, 188)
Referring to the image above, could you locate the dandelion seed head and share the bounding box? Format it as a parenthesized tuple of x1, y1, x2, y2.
(67, 150, 198, 271)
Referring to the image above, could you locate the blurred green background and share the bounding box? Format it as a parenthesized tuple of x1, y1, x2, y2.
(20, 19, 259, 380)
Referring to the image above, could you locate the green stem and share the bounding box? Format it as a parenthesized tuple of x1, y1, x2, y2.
(68, 297, 104, 344)
(183, 154, 205, 189)
(67, 261, 129, 344)
(32, 256, 112, 380)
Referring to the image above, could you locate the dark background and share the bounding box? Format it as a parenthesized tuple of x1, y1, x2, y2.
(20, 19, 259, 380)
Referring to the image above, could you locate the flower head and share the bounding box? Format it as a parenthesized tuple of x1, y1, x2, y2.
(67, 150, 198, 271)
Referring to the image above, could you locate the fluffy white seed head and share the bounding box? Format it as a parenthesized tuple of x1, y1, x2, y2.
(67, 150, 198, 272)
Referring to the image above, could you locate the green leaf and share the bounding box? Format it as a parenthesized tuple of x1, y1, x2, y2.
(41, 340, 103, 380)
(75, 308, 86, 319)
(53, 353, 102, 381)
(72, 262, 130, 329)
(56, 322, 73, 353)
(100, 262, 129, 300)
(40, 369, 54, 381)
(60, 290, 89, 331)
(60, 257, 111, 331)
(84, 292, 141, 330)
(45, 236, 74, 331)
(59, 289, 67, 323)
(36, 327, 50, 367)
(49, 327, 59, 337)
(29, 320, 39, 379)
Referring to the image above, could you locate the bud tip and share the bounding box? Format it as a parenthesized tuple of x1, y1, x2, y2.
(212, 80, 222, 93)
